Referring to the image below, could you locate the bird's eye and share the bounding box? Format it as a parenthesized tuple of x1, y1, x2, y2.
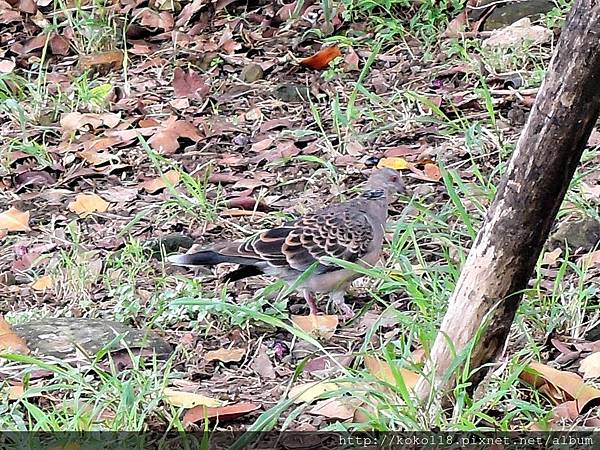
(390, 176, 398, 182)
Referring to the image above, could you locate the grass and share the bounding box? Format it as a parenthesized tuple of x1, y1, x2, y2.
(1, 0, 597, 437)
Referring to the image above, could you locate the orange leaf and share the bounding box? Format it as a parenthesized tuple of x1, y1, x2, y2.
(140, 170, 181, 193)
(291, 314, 338, 340)
(423, 163, 442, 182)
(68, 193, 109, 217)
(309, 398, 361, 420)
(364, 355, 419, 389)
(183, 402, 260, 426)
(0, 315, 30, 354)
(79, 50, 124, 71)
(205, 347, 245, 363)
(520, 361, 600, 413)
(0, 207, 30, 232)
(300, 45, 341, 70)
(31, 275, 53, 291)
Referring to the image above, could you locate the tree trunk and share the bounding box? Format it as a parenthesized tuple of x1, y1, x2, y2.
(415, 0, 600, 405)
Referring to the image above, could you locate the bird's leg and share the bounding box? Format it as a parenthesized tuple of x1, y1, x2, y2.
(330, 291, 354, 320)
(303, 290, 319, 316)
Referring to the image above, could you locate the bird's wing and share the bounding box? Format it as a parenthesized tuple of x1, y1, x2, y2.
(220, 203, 374, 272)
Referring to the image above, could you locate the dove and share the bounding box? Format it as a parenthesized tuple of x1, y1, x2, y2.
(168, 168, 408, 318)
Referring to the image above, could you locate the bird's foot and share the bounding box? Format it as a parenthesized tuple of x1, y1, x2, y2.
(331, 291, 354, 321)
(337, 302, 355, 321)
(303, 290, 319, 316)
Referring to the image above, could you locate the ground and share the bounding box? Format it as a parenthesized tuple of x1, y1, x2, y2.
(1, 0, 600, 437)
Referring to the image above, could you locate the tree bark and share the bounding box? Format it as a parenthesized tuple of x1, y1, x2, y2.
(415, 0, 600, 405)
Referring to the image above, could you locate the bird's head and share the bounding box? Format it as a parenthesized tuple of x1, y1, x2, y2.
(363, 168, 410, 199)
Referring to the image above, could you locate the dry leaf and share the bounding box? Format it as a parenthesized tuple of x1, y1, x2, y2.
(579, 353, 600, 379)
(377, 157, 409, 171)
(31, 275, 53, 291)
(342, 47, 359, 72)
(520, 361, 600, 413)
(205, 347, 245, 363)
(173, 67, 209, 99)
(578, 250, 600, 267)
(442, 10, 468, 37)
(553, 400, 579, 421)
(60, 112, 121, 132)
(300, 45, 341, 70)
(304, 355, 354, 374)
(7, 384, 24, 400)
(291, 314, 338, 340)
(423, 163, 442, 182)
(0, 316, 30, 354)
(288, 381, 340, 404)
(163, 388, 222, 408)
(309, 398, 361, 420)
(251, 346, 276, 379)
(149, 119, 202, 154)
(79, 50, 123, 71)
(78, 150, 118, 166)
(68, 193, 110, 217)
(140, 170, 181, 193)
(541, 248, 562, 266)
(183, 402, 260, 425)
(0, 207, 31, 232)
(364, 355, 419, 389)
(49, 33, 70, 56)
(139, 8, 174, 30)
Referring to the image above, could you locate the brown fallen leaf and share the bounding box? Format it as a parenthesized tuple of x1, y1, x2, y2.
(226, 196, 268, 212)
(60, 112, 121, 132)
(364, 355, 419, 389)
(578, 250, 600, 267)
(579, 352, 600, 379)
(291, 314, 338, 340)
(7, 384, 24, 401)
(173, 67, 209, 99)
(149, 118, 203, 155)
(288, 381, 340, 404)
(138, 8, 174, 30)
(68, 193, 110, 217)
(423, 163, 442, 182)
(183, 402, 260, 426)
(441, 0, 479, 37)
(0, 315, 30, 354)
(309, 397, 361, 420)
(31, 275, 53, 291)
(205, 347, 245, 363)
(553, 400, 579, 421)
(100, 186, 138, 203)
(251, 345, 276, 379)
(140, 170, 181, 193)
(304, 355, 354, 374)
(377, 157, 409, 171)
(300, 45, 341, 70)
(542, 248, 562, 266)
(163, 388, 222, 408)
(49, 33, 70, 56)
(78, 150, 119, 166)
(0, 207, 31, 232)
(342, 47, 360, 72)
(520, 361, 600, 413)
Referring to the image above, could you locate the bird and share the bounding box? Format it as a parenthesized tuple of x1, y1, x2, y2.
(168, 168, 408, 319)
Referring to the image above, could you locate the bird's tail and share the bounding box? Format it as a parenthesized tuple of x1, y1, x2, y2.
(167, 250, 257, 267)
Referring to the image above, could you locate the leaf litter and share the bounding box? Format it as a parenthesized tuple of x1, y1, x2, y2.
(1, 0, 599, 434)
